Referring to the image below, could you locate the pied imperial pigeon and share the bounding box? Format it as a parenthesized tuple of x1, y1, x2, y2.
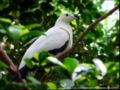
(19, 12, 76, 71)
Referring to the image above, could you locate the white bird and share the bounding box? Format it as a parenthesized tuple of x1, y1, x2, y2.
(19, 12, 76, 69)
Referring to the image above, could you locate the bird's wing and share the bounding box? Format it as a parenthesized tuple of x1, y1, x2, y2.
(19, 27, 70, 69)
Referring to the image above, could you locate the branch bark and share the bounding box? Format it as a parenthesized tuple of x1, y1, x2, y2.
(0, 44, 17, 74)
(56, 4, 120, 60)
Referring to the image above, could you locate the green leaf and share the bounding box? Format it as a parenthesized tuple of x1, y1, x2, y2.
(47, 82, 57, 89)
(39, 51, 49, 61)
(25, 24, 41, 30)
(21, 31, 44, 40)
(0, 1, 9, 9)
(72, 64, 92, 82)
(87, 79, 97, 87)
(47, 56, 66, 68)
(106, 62, 119, 75)
(21, 30, 30, 36)
(60, 79, 74, 89)
(27, 76, 41, 85)
(115, 0, 119, 5)
(0, 28, 6, 34)
(0, 18, 12, 23)
(64, 57, 79, 73)
(25, 58, 34, 69)
(0, 61, 8, 70)
(93, 58, 107, 78)
(38, 51, 49, 65)
(33, 53, 39, 61)
(8, 25, 22, 40)
(39, 84, 48, 89)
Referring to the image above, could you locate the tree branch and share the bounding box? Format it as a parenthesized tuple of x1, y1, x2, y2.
(56, 4, 120, 60)
(0, 44, 17, 73)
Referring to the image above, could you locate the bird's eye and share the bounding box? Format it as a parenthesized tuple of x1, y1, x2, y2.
(66, 13, 69, 16)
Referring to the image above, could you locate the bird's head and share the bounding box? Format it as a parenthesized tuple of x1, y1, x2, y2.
(56, 12, 76, 24)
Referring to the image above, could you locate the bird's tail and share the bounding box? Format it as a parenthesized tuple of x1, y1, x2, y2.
(12, 66, 29, 81)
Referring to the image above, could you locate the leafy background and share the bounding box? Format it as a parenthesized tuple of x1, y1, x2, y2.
(0, 0, 119, 89)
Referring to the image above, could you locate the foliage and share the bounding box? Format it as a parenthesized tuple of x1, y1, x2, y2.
(0, 0, 119, 89)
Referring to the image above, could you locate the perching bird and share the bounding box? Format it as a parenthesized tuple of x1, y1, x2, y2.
(19, 12, 76, 69)
(17, 12, 75, 79)
(12, 13, 76, 81)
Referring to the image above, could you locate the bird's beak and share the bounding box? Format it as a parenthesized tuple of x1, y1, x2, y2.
(72, 15, 76, 19)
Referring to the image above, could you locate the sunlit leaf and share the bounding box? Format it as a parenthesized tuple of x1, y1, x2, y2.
(47, 82, 57, 89)
(0, 71, 6, 78)
(93, 58, 107, 80)
(47, 56, 66, 68)
(0, 18, 12, 23)
(27, 76, 41, 85)
(72, 64, 92, 81)
(60, 79, 74, 89)
(8, 25, 22, 40)
(21, 31, 44, 40)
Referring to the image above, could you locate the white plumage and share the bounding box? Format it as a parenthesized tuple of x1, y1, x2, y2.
(19, 13, 75, 69)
